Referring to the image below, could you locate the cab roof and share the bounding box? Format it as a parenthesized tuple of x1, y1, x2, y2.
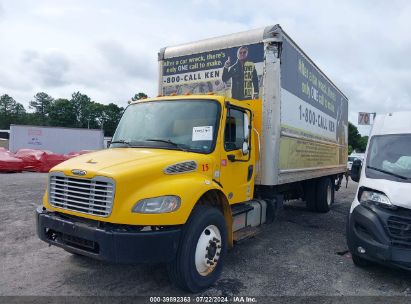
(129, 94, 226, 105)
(371, 111, 411, 136)
(129, 94, 255, 108)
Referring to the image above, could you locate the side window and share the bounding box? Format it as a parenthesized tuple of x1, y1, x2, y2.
(224, 108, 245, 151)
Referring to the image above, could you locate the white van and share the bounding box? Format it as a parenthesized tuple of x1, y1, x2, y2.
(347, 111, 411, 269)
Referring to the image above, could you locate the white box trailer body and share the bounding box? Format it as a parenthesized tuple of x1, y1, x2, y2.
(158, 24, 348, 186)
(9, 125, 104, 154)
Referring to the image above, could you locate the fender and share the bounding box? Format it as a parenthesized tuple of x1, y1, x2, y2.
(117, 173, 229, 226)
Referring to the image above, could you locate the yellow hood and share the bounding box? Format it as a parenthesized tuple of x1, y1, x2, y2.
(52, 148, 208, 178)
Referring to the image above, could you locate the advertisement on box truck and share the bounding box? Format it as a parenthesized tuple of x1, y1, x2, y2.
(159, 25, 348, 185)
(279, 38, 348, 171)
(161, 43, 264, 101)
(36, 25, 348, 292)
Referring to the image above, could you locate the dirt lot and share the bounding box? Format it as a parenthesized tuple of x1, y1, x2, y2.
(1, 172, 410, 297)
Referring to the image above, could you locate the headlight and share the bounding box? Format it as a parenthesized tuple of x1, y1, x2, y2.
(132, 195, 181, 214)
(360, 190, 393, 208)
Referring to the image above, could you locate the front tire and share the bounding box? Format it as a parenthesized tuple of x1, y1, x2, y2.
(352, 253, 372, 267)
(64, 248, 82, 256)
(167, 206, 227, 292)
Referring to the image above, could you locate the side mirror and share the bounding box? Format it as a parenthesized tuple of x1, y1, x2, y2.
(243, 113, 250, 141)
(242, 141, 249, 155)
(351, 159, 362, 183)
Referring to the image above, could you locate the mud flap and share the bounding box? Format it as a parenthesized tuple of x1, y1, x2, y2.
(266, 194, 283, 224)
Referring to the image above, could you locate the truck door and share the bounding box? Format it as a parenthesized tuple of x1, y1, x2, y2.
(219, 104, 255, 203)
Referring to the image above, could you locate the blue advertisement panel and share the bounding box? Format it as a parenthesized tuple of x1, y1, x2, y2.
(161, 43, 264, 101)
(280, 38, 348, 145)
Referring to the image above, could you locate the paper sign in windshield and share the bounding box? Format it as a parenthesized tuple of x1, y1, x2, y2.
(192, 126, 213, 141)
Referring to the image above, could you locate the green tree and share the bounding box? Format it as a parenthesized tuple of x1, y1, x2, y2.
(25, 112, 39, 126)
(14, 103, 26, 117)
(85, 102, 105, 129)
(83, 102, 124, 135)
(348, 122, 361, 150)
(131, 92, 148, 102)
(348, 122, 369, 153)
(0, 94, 27, 128)
(12, 103, 27, 125)
(358, 136, 369, 152)
(70, 91, 92, 128)
(49, 98, 77, 127)
(0, 94, 16, 116)
(29, 92, 54, 125)
(101, 103, 124, 136)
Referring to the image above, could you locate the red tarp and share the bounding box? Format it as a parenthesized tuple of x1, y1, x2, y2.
(0, 149, 94, 173)
(13, 149, 72, 173)
(37, 153, 70, 173)
(14, 149, 48, 171)
(0, 150, 24, 172)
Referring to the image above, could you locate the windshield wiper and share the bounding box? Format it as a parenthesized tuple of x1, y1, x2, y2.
(144, 138, 187, 152)
(110, 139, 132, 146)
(366, 166, 410, 180)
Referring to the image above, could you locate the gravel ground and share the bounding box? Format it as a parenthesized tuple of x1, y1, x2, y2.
(0, 172, 410, 297)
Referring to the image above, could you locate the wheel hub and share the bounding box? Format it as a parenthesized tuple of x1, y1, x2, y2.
(195, 225, 222, 276)
(206, 240, 217, 260)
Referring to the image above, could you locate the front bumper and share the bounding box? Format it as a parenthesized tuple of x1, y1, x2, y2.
(347, 203, 411, 270)
(36, 206, 182, 263)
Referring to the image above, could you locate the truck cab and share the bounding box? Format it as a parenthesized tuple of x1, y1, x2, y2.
(348, 111, 411, 269)
(37, 95, 260, 292)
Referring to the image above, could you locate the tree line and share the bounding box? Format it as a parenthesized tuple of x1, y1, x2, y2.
(0, 92, 147, 136)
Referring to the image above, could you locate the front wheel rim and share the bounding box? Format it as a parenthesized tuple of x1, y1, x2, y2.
(194, 225, 222, 276)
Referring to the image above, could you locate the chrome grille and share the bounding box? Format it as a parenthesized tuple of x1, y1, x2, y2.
(49, 172, 115, 217)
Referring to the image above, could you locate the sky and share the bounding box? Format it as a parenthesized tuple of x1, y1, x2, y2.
(1, 0, 411, 134)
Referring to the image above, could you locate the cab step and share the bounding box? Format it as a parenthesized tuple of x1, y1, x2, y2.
(231, 203, 254, 216)
(233, 226, 261, 243)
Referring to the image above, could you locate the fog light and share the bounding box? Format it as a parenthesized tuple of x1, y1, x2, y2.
(357, 246, 366, 254)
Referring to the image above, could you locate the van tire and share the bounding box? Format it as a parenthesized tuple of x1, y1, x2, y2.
(304, 180, 317, 211)
(352, 253, 372, 267)
(64, 248, 83, 257)
(167, 205, 227, 292)
(315, 177, 334, 213)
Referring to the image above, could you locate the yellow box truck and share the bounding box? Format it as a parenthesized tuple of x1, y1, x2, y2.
(36, 25, 348, 292)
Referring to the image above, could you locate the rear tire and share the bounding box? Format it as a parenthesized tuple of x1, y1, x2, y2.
(167, 205, 227, 292)
(315, 177, 334, 213)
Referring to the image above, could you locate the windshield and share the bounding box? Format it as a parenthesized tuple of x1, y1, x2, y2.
(111, 99, 220, 154)
(366, 134, 411, 182)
